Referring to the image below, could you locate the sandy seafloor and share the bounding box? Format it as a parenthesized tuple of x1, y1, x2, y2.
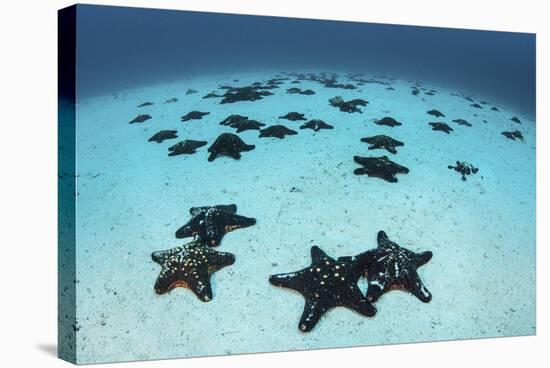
(69, 71, 535, 364)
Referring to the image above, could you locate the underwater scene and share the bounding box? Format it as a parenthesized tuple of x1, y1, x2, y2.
(58, 5, 536, 364)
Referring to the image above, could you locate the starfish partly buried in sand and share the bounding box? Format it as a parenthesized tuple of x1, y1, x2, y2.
(356, 231, 433, 303)
(151, 239, 235, 301)
(269, 246, 376, 332)
(353, 155, 409, 182)
(175, 204, 256, 247)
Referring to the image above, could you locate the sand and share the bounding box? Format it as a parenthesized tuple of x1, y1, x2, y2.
(68, 71, 535, 364)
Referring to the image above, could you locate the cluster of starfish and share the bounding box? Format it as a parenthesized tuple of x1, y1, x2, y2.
(151, 204, 256, 301)
(269, 231, 433, 332)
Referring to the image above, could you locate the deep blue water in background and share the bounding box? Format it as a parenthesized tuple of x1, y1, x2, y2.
(75, 4, 536, 119)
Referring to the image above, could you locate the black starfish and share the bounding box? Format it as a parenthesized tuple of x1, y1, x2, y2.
(186, 89, 198, 95)
(470, 103, 483, 109)
(207, 133, 255, 161)
(219, 114, 249, 127)
(448, 161, 479, 181)
(329, 96, 368, 113)
(269, 246, 376, 332)
(279, 112, 307, 121)
(374, 116, 402, 127)
(501, 130, 524, 141)
(232, 119, 266, 133)
(168, 140, 207, 156)
(181, 111, 210, 122)
(491, 107, 500, 112)
(203, 92, 222, 99)
(286, 87, 302, 94)
(360, 135, 404, 154)
(452, 118, 472, 127)
(412, 88, 420, 96)
(356, 231, 433, 303)
(429, 122, 453, 134)
(138, 101, 154, 107)
(148, 130, 178, 143)
(259, 125, 298, 139)
(175, 204, 256, 246)
(511, 116, 522, 124)
(129, 114, 151, 124)
(151, 239, 235, 301)
(353, 155, 409, 182)
(165, 97, 178, 103)
(299, 119, 334, 132)
(300, 89, 315, 95)
(427, 109, 445, 118)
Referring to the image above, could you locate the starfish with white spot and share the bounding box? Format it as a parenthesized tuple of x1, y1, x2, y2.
(269, 246, 376, 332)
(356, 231, 433, 303)
(151, 239, 235, 301)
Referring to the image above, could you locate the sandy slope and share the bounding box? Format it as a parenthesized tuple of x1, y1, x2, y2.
(70, 71, 535, 363)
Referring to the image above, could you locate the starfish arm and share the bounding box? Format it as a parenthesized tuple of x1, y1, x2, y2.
(269, 270, 306, 291)
(207, 151, 218, 162)
(298, 299, 327, 332)
(405, 270, 432, 303)
(151, 247, 181, 265)
(344, 288, 377, 317)
(387, 146, 397, 154)
(310, 246, 333, 264)
(206, 250, 236, 268)
(187, 273, 214, 302)
(415, 251, 433, 267)
(377, 231, 391, 247)
(189, 206, 208, 215)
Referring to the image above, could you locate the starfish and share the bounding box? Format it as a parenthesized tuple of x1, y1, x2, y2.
(181, 111, 210, 122)
(470, 103, 483, 109)
(299, 119, 334, 132)
(232, 119, 266, 133)
(219, 114, 249, 127)
(165, 97, 178, 103)
(151, 239, 235, 301)
(452, 118, 472, 127)
(353, 155, 409, 182)
(138, 101, 154, 107)
(356, 231, 433, 303)
(259, 125, 298, 139)
(300, 89, 315, 95)
(429, 122, 453, 134)
(427, 109, 445, 118)
(501, 130, 524, 141)
(491, 106, 500, 112)
(447, 161, 479, 181)
(279, 112, 307, 121)
(329, 96, 368, 113)
(374, 116, 402, 127)
(360, 135, 404, 154)
(148, 130, 178, 143)
(168, 140, 207, 156)
(175, 204, 256, 246)
(412, 88, 420, 96)
(511, 116, 522, 124)
(286, 87, 302, 94)
(186, 89, 198, 95)
(129, 114, 151, 124)
(269, 246, 376, 332)
(207, 133, 255, 161)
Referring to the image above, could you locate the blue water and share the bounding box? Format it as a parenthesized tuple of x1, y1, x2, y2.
(59, 4, 536, 364)
(75, 4, 535, 119)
